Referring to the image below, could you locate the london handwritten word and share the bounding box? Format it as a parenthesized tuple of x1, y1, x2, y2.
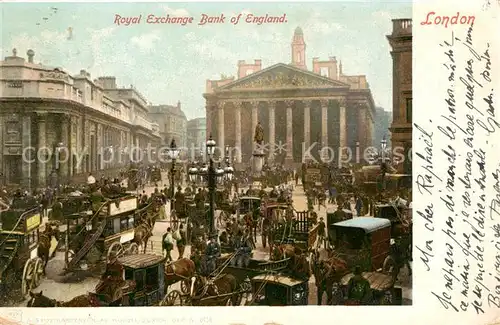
(113, 13, 288, 26)
(421, 12, 475, 28)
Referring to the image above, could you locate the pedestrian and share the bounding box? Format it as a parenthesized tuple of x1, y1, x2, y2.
(162, 227, 175, 262)
(174, 224, 186, 259)
(317, 217, 328, 249)
(355, 195, 363, 217)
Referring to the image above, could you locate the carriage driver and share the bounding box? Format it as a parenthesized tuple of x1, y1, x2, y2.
(234, 230, 252, 267)
(204, 232, 221, 275)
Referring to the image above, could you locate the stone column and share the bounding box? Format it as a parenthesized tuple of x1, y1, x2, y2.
(284, 100, 294, 162)
(97, 124, 103, 170)
(0, 115, 4, 182)
(37, 113, 47, 186)
(268, 100, 276, 162)
(217, 102, 225, 157)
(234, 101, 242, 163)
(339, 98, 347, 158)
(320, 99, 329, 149)
(60, 115, 69, 183)
(22, 115, 33, 188)
(303, 100, 311, 150)
(250, 101, 258, 151)
(357, 103, 366, 154)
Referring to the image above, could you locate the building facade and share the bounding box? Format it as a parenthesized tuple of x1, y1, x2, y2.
(387, 19, 412, 173)
(148, 102, 187, 147)
(204, 27, 376, 166)
(374, 106, 392, 147)
(186, 117, 206, 151)
(0, 49, 161, 187)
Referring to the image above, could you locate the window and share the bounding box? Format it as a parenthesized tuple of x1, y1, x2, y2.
(406, 98, 412, 123)
(296, 52, 301, 62)
(113, 218, 121, 234)
(320, 67, 329, 77)
(145, 267, 158, 289)
(246, 69, 254, 76)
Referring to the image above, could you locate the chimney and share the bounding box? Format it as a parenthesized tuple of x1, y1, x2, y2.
(12, 48, 17, 57)
(177, 101, 181, 109)
(80, 69, 86, 75)
(27, 49, 35, 63)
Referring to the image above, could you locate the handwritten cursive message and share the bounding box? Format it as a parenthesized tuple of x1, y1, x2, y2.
(414, 7, 499, 318)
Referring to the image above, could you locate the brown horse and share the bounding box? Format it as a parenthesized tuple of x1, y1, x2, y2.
(165, 258, 196, 293)
(133, 217, 154, 254)
(38, 225, 60, 274)
(309, 250, 349, 305)
(243, 212, 258, 242)
(270, 243, 303, 260)
(189, 273, 239, 306)
(27, 289, 124, 307)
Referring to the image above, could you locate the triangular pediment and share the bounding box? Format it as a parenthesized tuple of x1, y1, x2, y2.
(216, 63, 350, 91)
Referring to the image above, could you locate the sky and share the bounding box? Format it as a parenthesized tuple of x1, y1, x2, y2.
(1, 1, 411, 120)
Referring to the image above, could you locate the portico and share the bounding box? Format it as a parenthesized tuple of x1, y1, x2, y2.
(204, 63, 375, 166)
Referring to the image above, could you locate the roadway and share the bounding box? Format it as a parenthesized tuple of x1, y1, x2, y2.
(12, 173, 411, 306)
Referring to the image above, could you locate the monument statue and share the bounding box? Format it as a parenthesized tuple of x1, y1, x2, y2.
(254, 122, 264, 145)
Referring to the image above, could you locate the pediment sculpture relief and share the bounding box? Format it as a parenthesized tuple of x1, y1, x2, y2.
(232, 71, 335, 89)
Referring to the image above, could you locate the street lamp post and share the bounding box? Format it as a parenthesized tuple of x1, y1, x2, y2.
(167, 139, 180, 212)
(188, 135, 231, 235)
(380, 137, 388, 190)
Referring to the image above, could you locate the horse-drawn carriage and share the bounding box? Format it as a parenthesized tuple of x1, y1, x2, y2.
(63, 194, 144, 273)
(269, 207, 317, 252)
(127, 168, 140, 191)
(149, 167, 162, 184)
(327, 217, 402, 304)
(27, 253, 181, 307)
(250, 273, 308, 306)
(0, 206, 45, 300)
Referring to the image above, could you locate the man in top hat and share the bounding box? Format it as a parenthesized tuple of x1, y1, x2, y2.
(204, 232, 221, 275)
(346, 265, 372, 304)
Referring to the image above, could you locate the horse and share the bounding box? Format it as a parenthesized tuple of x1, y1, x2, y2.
(309, 250, 349, 305)
(165, 258, 196, 294)
(189, 273, 239, 306)
(132, 217, 154, 254)
(38, 225, 60, 274)
(27, 285, 127, 307)
(243, 211, 258, 242)
(270, 243, 303, 260)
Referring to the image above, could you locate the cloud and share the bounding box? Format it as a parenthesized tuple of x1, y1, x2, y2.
(160, 5, 189, 17)
(188, 38, 238, 62)
(372, 10, 393, 21)
(304, 10, 345, 35)
(131, 30, 161, 53)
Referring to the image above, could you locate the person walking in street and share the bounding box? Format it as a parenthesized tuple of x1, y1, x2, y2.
(355, 195, 364, 217)
(317, 217, 328, 249)
(174, 224, 186, 259)
(162, 227, 175, 262)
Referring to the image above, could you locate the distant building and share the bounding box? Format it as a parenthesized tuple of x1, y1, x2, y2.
(204, 27, 375, 166)
(148, 102, 187, 147)
(387, 18, 412, 173)
(373, 107, 392, 147)
(186, 117, 206, 152)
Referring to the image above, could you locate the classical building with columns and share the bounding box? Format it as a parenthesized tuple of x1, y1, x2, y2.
(204, 27, 376, 166)
(387, 19, 412, 173)
(0, 49, 161, 187)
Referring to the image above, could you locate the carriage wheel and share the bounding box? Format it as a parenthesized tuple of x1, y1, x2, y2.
(180, 279, 191, 294)
(32, 257, 44, 288)
(225, 297, 233, 306)
(382, 255, 397, 278)
(126, 243, 139, 255)
(107, 242, 124, 262)
(160, 290, 183, 306)
(21, 259, 36, 297)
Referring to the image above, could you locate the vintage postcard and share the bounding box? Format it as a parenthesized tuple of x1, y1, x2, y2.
(0, 0, 498, 324)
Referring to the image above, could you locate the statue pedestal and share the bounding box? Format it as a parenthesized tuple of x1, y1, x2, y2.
(252, 148, 265, 178)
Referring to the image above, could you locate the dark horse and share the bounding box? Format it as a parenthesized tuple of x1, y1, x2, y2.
(27, 288, 125, 307)
(309, 250, 349, 305)
(189, 274, 239, 306)
(38, 224, 60, 274)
